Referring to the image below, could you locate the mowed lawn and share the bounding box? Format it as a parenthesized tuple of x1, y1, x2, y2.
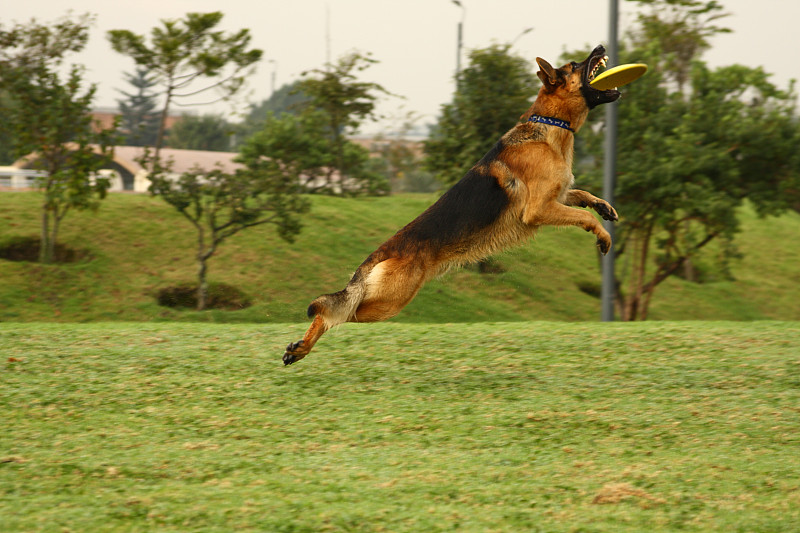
(2, 321, 799, 532)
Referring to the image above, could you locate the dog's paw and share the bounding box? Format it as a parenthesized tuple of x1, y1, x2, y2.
(597, 237, 611, 255)
(283, 340, 306, 366)
(594, 201, 618, 222)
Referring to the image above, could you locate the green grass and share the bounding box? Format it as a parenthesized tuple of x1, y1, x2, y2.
(2, 321, 799, 532)
(1, 191, 799, 323)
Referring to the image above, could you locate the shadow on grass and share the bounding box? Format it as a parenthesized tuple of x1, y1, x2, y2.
(156, 282, 253, 311)
(0, 235, 92, 264)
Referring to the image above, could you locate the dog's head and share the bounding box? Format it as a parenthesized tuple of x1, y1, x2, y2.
(535, 45, 621, 110)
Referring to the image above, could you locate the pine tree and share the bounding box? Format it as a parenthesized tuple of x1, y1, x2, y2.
(108, 12, 262, 162)
(116, 68, 160, 146)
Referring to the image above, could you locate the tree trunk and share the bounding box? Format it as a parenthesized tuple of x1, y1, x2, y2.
(39, 205, 51, 264)
(683, 257, 697, 282)
(195, 223, 217, 311)
(153, 83, 173, 169)
(49, 214, 60, 263)
(196, 257, 208, 311)
(331, 114, 346, 193)
(621, 224, 655, 321)
(623, 233, 641, 321)
(631, 225, 652, 321)
(640, 279, 658, 321)
(682, 220, 696, 282)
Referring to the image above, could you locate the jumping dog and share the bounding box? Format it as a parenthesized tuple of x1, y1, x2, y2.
(283, 44, 621, 365)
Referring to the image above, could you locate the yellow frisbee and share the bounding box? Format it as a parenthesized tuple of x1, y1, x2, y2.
(590, 63, 648, 90)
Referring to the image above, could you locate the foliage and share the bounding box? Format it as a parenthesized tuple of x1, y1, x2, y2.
(108, 12, 262, 159)
(167, 113, 233, 152)
(241, 109, 388, 196)
(140, 147, 309, 310)
(425, 44, 538, 186)
(0, 14, 117, 264)
(239, 110, 332, 192)
(236, 81, 309, 143)
(115, 67, 161, 146)
(286, 51, 391, 195)
(369, 111, 437, 193)
(3, 321, 800, 531)
(0, 91, 16, 164)
(629, 0, 732, 88)
(574, 0, 800, 320)
(368, 138, 437, 193)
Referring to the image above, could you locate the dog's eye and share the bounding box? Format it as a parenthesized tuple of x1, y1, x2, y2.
(570, 62, 579, 71)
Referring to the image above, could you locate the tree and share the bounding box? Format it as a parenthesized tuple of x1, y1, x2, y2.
(372, 136, 435, 193)
(167, 114, 233, 151)
(108, 12, 262, 162)
(116, 67, 161, 146)
(370, 111, 436, 193)
(292, 51, 392, 195)
(575, 0, 800, 320)
(141, 152, 309, 311)
(243, 110, 341, 193)
(0, 14, 117, 264)
(0, 90, 15, 164)
(424, 44, 538, 186)
(236, 81, 310, 143)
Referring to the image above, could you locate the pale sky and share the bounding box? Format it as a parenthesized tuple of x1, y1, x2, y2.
(4, 0, 799, 134)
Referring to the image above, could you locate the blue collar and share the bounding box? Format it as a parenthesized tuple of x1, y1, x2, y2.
(527, 114, 574, 132)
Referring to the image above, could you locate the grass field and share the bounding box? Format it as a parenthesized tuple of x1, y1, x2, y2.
(2, 191, 800, 323)
(3, 321, 799, 532)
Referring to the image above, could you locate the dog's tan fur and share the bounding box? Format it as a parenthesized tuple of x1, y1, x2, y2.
(283, 45, 621, 365)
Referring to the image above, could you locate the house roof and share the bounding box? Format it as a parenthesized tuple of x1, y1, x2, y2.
(111, 146, 242, 174)
(12, 145, 242, 176)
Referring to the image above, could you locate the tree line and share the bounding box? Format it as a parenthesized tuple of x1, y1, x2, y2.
(1, 0, 798, 319)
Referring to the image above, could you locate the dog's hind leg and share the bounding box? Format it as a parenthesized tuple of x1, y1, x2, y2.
(283, 314, 329, 366)
(282, 256, 426, 365)
(349, 257, 427, 323)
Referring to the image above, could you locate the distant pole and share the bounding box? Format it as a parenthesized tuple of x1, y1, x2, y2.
(269, 60, 277, 96)
(325, 4, 332, 66)
(451, 0, 465, 76)
(457, 20, 463, 74)
(601, 0, 619, 322)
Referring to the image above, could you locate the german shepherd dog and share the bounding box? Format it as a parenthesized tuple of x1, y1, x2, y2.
(283, 45, 621, 365)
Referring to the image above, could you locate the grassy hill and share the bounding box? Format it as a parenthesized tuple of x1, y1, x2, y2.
(1, 191, 799, 323)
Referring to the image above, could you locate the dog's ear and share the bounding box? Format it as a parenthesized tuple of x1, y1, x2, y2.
(536, 57, 561, 90)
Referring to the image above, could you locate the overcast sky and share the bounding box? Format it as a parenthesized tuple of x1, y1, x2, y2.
(5, 0, 799, 134)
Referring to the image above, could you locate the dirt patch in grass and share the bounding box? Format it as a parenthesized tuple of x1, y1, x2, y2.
(156, 282, 252, 311)
(592, 483, 665, 505)
(0, 236, 92, 264)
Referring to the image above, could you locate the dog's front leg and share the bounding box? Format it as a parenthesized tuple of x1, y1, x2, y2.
(526, 202, 614, 254)
(564, 189, 619, 222)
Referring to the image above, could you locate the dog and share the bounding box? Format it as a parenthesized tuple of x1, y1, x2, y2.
(283, 44, 621, 365)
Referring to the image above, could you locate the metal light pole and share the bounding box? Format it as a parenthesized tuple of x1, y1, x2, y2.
(601, 0, 619, 322)
(268, 59, 278, 96)
(451, 0, 465, 76)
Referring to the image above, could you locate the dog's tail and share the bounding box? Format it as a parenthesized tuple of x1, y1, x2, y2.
(306, 254, 382, 328)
